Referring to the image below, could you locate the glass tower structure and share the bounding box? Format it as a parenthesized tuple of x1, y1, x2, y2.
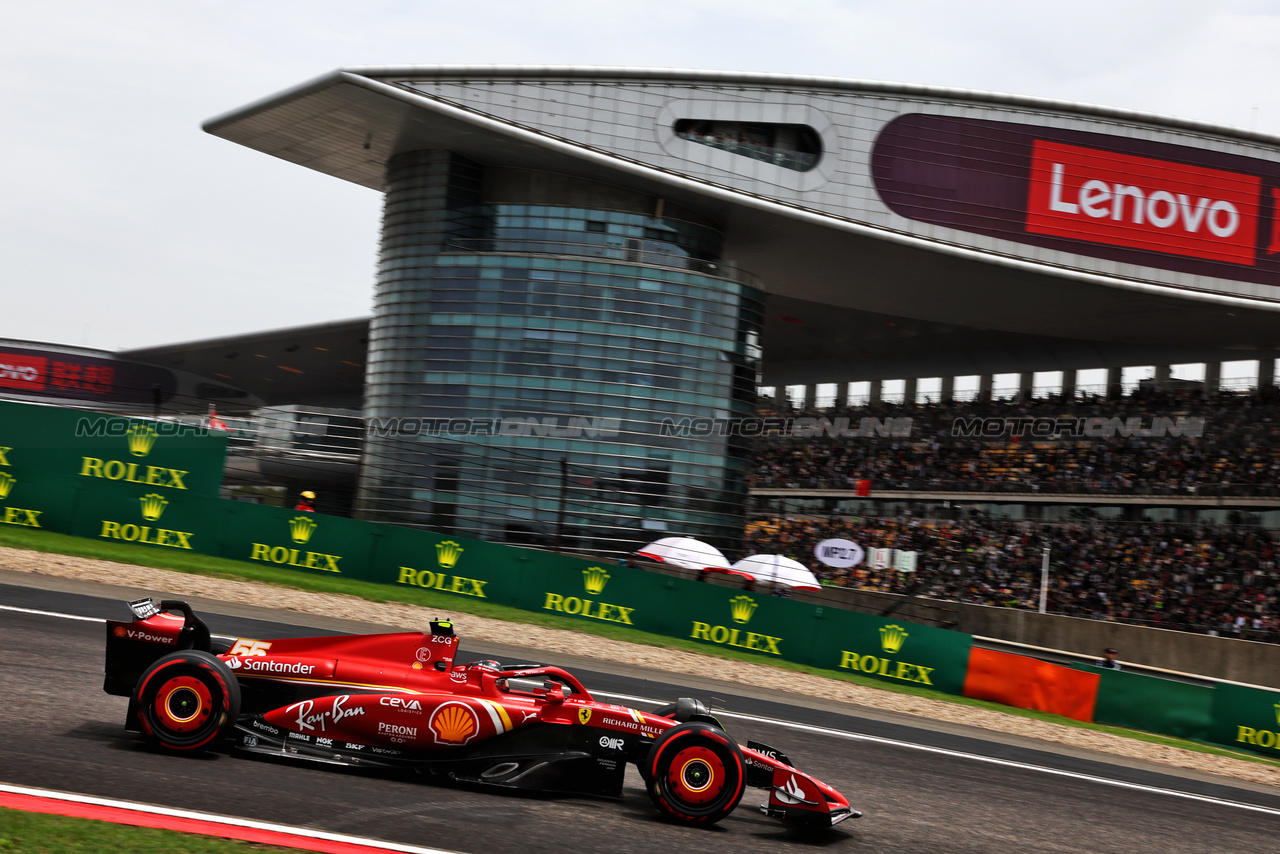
(357, 151, 763, 556)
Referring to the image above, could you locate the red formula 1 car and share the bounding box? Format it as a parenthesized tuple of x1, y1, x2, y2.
(103, 598, 860, 830)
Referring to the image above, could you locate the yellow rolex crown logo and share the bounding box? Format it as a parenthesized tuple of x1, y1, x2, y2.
(0, 472, 15, 500)
(1275, 703, 1280, 726)
(729, 594, 757, 624)
(139, 493, 169, 521)
(437, 540, 463, 569)
(289, 515, 318, 544)
(880, 624, 909, 654)
(577, 708, 592, 725)
(126, 424, 158, 457)
(583, 566, 610, 595)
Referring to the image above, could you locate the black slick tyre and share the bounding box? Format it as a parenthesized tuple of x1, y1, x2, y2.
(645, 722, 746, 825)
(133, 650, 240, 753)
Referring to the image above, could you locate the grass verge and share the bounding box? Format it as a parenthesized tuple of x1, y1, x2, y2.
(0, 808, 301, 853)
(2, 525, 1278, 771)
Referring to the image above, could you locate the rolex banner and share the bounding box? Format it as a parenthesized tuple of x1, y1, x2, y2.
(219, 500, 377, 579)
(0, 466, 80, 534)
(1207, 682, 1280, 759)
(0, 400, 228, 499)
(815, 607, 973, 695)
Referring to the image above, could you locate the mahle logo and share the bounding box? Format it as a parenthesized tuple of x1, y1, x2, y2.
(0, 472, 15, 500)
(879, 624, 909, 654)
(139, 493, 169, 521)
(126, 424, 158, 458)
(437, 540, 463, 569)
(289, 515, 318, 544)
(729, 595, 757, 624)
(583, 566, 610, 595)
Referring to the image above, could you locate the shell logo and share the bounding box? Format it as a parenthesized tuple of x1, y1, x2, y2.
(429, 702, 479, 745)
(113, 626, 126, 637)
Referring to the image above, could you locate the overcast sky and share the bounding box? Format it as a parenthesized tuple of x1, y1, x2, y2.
(4, 0, 1280, 353)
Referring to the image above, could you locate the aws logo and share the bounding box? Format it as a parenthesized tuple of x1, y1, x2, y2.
(99, 491, 192, 550)
(690, 595, 782, 655)
(838, 623, 935, 685)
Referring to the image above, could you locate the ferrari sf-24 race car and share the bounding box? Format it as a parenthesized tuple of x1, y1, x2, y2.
(102, 598, 861, 830)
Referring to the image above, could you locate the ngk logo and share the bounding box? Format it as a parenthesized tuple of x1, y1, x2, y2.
(0, 354, 47, 390)
(1026, 140, 1261, 265)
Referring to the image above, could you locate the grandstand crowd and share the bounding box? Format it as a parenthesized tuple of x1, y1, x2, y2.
(750, 386, 1280, 496)
(744, 387, 1280, 642)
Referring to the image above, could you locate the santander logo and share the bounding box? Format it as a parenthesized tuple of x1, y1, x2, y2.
(1025, 140, 1262, 265)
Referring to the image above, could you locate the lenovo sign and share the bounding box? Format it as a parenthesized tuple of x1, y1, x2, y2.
(870, 114, 1280, 288)
(1026, 140, 1261, 265)
(0, 353, 48, 390)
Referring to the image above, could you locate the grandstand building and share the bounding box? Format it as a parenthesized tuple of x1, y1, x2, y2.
(120, 67, 1280, 553)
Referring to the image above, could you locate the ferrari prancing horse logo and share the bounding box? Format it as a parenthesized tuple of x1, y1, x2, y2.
(578, 708, 592, 725)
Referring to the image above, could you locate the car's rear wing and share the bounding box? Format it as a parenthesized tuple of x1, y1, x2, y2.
(103, 598, 212, 696)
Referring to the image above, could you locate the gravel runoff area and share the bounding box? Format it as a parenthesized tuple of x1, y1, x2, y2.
(4, 545, 1280, 792)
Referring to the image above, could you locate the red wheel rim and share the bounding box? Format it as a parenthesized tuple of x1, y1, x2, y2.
(153, 675, 213, 733)
(666, 745, 725, 805)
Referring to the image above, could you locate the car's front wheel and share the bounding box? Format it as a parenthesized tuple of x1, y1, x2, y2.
(645, 722, 745, 824)
(133, 650, 240, 753)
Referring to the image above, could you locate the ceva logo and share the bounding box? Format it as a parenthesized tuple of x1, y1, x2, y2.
(1026, 140, 1261, 265)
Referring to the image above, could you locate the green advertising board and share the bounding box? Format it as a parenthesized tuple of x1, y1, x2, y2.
(1207, 682, 1280, 758)
(814, 608, 973, 695)
(72, 479, 224, 555)
(219, 501, 376, 580)
(371, 524, 517, 604)
(0, 466, 81, 535)
(0, 400, 228, 499)
(1075, 664, 1213, 741)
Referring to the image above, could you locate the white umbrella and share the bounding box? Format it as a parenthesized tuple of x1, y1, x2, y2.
(635, 537, 731, 571)
(730, 554, 823, 591)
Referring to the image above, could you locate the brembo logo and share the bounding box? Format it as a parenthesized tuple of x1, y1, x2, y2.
(1026, 140, 1261, 265)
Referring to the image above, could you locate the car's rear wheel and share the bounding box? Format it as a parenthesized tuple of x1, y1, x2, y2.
(134, 650, 240, 753)
(645, 722, 745, 824)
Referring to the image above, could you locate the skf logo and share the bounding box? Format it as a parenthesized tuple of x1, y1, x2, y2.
(583, 566, 610, 595)
(139, 493, 169, 521)
(429, 703, 479, 745)
(126, 424, 158, 457)
(729, 595, 757, 624)
(879, 624, 909, 654)
(578, 708, 593, 725)
(437, 540, 463, 569)
(0, 472, 15, 500)
(289, 515, 317, 544)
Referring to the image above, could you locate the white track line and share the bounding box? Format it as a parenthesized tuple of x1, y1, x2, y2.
(10, 602, 1280, 817)
(0, 783, 459, 854)
(0, 604, 104, 622)
(594, 691, 1280, 816)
